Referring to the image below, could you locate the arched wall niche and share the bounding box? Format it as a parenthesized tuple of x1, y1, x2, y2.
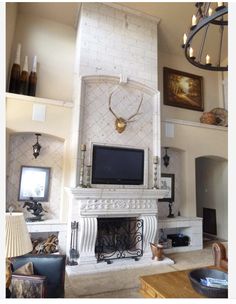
(195, 155, 228, 240)
(159, 146, 186, 218)
(6, 130, 66, 221)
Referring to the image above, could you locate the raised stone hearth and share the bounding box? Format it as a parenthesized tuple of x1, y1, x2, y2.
(67, 188, 168, 265)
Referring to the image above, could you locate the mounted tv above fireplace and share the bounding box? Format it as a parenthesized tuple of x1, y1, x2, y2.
(91, 144, 145, 185)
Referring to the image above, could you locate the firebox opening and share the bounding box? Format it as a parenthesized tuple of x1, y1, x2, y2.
(95, 217, 143, 262)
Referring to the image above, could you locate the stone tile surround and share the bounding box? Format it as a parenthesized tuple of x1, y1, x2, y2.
(76, 2, 159, 88)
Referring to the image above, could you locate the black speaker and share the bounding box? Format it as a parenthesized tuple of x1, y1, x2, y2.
(167, 234, 190, 247)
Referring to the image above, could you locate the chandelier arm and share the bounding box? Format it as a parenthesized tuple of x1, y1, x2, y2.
(197, 23, 210, 63)
(184, 6, 228, 71)
(218, 22, 224, 68)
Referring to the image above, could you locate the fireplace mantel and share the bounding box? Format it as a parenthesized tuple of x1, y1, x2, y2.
(67, 187, 168, 217)
(68, 187, 168, 200)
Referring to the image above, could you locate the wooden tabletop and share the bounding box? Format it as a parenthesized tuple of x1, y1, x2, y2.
(140, 269, 205, 298)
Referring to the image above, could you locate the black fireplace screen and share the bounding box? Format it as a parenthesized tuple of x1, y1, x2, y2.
(95, 217, 143, 262)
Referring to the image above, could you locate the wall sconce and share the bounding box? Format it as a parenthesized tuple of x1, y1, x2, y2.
(33, 133, 41, 159)
(163, 147, 170, 167)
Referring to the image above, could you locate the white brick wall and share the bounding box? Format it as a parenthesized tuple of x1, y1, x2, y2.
(76, 3, 158, 88)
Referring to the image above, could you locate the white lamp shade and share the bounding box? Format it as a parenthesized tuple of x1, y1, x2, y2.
(5, 212, 33, 258)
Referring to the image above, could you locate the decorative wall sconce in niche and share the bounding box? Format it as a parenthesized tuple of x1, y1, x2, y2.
(33, 133, 41, 159)
(163, 147, 170, 168)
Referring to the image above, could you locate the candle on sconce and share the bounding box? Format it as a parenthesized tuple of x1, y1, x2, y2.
(183, 33, 187, 45)
(206, 54, 211, 64)
(192, 14, 197, 26)
(208, 8, 213, 16)
(189, 47, 194, 58)
(81, 144, 86, 151)
(217, 2, 223, 7)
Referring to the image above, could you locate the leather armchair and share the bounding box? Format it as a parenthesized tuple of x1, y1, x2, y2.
(212, 242, 228, 272)
(11, 254, 66, 298)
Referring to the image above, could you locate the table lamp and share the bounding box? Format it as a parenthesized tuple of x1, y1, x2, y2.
(5, 212, 33, 295)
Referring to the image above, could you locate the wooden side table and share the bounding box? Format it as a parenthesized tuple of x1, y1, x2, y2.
(140, 269, 205, 298)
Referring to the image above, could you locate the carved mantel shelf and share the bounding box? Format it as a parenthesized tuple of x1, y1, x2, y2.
(67, 187, 168, 200)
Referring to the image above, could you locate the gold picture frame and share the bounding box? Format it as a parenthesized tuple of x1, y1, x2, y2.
(163, 67, 204, 111)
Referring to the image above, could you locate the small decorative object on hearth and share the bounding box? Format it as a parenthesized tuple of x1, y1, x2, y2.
(79, 144, 86, 187)
(182, 3, 227, 72)
(32, 133, 41, 159)
(150, 242, 164, 261)
(23, 197, 47, 222)
(152, 156, 159, 189)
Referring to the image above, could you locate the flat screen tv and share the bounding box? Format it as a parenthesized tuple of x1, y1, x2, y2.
(92, 145, 144, 185)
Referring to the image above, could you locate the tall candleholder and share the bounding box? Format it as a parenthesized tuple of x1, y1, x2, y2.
(153, 156, 159, 189)
(86, 165, 92, 188)
(79, 144, 86, 187)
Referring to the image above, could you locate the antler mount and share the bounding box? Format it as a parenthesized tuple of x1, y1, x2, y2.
(108, 90, 143, 133)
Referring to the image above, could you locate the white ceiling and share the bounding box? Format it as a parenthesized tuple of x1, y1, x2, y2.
(17, 2, 228, 59)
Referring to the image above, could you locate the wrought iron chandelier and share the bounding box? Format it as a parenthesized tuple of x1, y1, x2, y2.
(182, 2, 228, 71)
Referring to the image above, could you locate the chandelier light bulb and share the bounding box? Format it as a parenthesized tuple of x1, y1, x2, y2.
(183, 33, 187, 45)
(206, 54, 211, 64)
(189, 47, 194, 58)
(192, 14, 197, 26)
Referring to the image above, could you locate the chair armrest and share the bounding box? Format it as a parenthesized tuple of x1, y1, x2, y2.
(212, 242, 228, 271)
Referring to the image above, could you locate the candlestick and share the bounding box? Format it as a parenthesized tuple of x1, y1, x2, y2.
(79, 148, 86, 187)
(192, 14, 197, 26)
(208, 8, 213, 16)
(86, 165, 92, 188)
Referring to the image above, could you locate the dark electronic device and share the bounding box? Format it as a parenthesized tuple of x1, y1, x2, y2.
(167, 234, 190, 247)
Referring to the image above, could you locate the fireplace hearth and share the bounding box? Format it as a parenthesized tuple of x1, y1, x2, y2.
(96, 217, 143, 262)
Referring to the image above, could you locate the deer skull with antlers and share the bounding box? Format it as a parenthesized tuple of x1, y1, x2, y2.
(108, 90, 143, 133)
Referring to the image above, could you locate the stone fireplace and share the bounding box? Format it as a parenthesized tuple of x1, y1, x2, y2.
(66, 3, 168, 267)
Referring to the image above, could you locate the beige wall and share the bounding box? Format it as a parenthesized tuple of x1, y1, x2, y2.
(7, 13, 76, 102)
(158, 51, 223, 122)
(6, 2, 18, 85)
(196, 157, 228, 240)
(161, 121, 227, 217)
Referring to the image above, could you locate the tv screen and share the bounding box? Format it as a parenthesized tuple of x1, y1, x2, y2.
(92, 145, 144, 185)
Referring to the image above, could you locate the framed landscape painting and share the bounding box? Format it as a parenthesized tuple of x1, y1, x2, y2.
(163, 67, 204, 111)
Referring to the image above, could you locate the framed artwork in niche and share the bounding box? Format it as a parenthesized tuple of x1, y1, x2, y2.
(163, 67, 204, 111)
(159, 173, 175, 203)
(18, 166, 50, 201)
